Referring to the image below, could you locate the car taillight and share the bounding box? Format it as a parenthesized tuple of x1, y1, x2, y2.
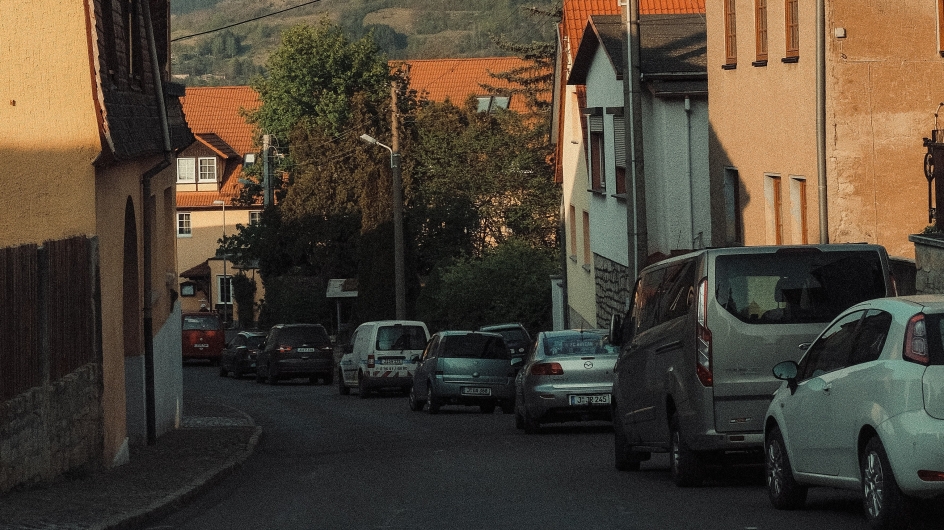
(278, 344, 293, 354)
(696, 277, 713, 387)
(918, 470, 944, 481)
(531, 362, 564, 376)
(367, 354, 375, 368)
(904, 314, 930, 366)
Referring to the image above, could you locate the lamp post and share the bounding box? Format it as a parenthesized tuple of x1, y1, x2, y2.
(213, 199, 228, 324)
(359, 133, 406, 319)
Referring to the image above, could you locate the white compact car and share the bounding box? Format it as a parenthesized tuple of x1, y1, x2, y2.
(764, 295, 944, 529)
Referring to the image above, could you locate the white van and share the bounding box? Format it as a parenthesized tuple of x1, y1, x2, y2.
(338, 320, 430, 397)
(609, 244, 897, 486)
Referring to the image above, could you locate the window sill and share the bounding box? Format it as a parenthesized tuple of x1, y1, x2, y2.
(752, 60, 768, 67)
(781, 56, 799, 63)
(587, 188, 607, 195)
(177, 233, 192, 238)
(569, 255, 578, 263)
(721, 63, 737, 70)
(582, 264, 592, 273)
(611, 193, 628, 201)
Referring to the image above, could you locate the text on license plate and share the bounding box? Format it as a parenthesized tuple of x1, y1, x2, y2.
(461, 386, 491, 396)
(378, 358, 402, 365)
(569, 394, 610, 405)
(297, 347, 315, 353)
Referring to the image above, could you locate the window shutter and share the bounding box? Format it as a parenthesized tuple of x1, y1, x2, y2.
(613, 118, 626, 168)
(589, 115, 604, 133)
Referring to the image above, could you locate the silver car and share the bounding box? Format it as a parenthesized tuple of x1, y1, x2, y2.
(409, 331, 521, 414)
(515, 329, 617, 434)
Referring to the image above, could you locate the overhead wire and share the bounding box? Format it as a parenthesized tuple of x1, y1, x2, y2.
(171, 0, 324, 42)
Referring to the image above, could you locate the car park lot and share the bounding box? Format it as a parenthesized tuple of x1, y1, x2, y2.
(151, 364, 944, 530)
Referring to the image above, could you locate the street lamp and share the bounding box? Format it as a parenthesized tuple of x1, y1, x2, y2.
(359, 133, 406, 319)
(213, 199, 229, 324)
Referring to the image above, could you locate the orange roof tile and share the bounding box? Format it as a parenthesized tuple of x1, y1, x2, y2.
(179, 86, 262, 208)
(400, 57, 541, 113)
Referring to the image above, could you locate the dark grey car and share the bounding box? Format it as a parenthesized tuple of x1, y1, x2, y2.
(219, 330, 266, 379)
(256, 323, 334, 385)
(479, 323, 533, 357)
(409, 331, 522, 414)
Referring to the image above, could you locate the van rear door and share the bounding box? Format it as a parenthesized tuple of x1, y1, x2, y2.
(708, 246, 891, 434)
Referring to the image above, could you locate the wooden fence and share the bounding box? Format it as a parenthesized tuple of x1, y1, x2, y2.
(1, 237, 98, 401)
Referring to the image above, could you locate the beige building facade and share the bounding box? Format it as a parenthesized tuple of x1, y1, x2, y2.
(708, 0, 942, 258)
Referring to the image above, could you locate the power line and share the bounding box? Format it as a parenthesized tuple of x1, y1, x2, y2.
(171, 0, 324, 42)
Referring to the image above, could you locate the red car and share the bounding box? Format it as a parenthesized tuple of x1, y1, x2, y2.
(181, 312, 225, 364)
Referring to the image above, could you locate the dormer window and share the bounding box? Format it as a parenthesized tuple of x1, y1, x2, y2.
(198, 157, 217, 182)
(476, 95, 510, 113)
(177, 158, 195, 183)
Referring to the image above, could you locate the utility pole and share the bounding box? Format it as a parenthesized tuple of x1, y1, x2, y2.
(390, 83, 406, 319)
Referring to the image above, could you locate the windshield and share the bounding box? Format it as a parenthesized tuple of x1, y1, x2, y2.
(715, 250, 886, 324)
(376, 325, 427, 351)
(182, 314, 221, 331)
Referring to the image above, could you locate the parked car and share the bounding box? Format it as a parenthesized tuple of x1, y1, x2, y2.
(609, 244, 897, 486)
(219, 330, 266, 379)
(409, 331, 522, 414)
(764, 295, 944, 529)
(338, 320, 430, 397)
(256, 323, 334, 385)
(514, 329, 617, 434)
(181, 311, 225, 364)
(479, 323, 532, 357)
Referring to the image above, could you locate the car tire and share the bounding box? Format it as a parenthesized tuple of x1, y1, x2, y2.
(338, 370, 350, 395)
(323, 371, 333, 385)
(358, 371, 370, 399)
(862, 436, 912, 529)
(426, 384, 440, 415)
(614, 409, 642, 472)
(408, 385, 425, 412)
(765, 425, 808, 510)
(670, 413, 704, 487)
(267, 366, 278, 385)
(479, 403, 496, 414)
(523, 411, 540, 434)
(218, 364, 228, 377)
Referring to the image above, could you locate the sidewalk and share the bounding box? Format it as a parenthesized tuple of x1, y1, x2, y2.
(0, 396, 261, 530)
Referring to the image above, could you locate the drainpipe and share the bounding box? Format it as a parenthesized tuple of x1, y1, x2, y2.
(624, 0, 645, 279)
(816, 0, 829, 243)
(142, 0, 173, 446)
(685, 96, 696, 249)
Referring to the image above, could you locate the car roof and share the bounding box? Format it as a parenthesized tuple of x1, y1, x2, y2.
(479, 323, 525, 331)
(538, 329, 607, 339)
(853, 295, 944, 313)
(435, 330, 503, 338)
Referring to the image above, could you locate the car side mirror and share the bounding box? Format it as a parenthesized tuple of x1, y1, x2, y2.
(608, 314, 622, 345)
(772, 360, 799, 394)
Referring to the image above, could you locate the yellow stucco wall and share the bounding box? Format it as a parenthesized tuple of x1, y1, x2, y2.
(0, 0, 100, 245)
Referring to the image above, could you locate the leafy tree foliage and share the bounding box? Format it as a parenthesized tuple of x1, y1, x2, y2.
(416, 239, 558, 332)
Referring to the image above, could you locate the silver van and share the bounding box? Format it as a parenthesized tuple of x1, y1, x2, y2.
(609, 244, 897, 486)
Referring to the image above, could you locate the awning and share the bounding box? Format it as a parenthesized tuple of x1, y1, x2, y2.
(180, 260, 211, 280)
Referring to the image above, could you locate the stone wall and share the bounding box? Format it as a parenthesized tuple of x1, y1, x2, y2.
(593, 254, 634, 329)
(909, 234, 944, 295)
(0, 364, 103, 493)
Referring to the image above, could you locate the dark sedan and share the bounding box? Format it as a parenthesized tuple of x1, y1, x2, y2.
(219, 330, 267, 379)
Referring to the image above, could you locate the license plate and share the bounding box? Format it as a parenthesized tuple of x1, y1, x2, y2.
(461, 386, 491, 396)
(379, 358, 402, 365)
(569, 394, 610, 405)
(297, 347, 315, 353)
(195, 343, 208, 349)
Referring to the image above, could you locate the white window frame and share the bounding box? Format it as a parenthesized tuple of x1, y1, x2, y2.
(249, 211, 262, 225)
(176, 158, 196, 183)
(198, 157, 217, 182)
(217, 274, 232, 305)
(177, 212, 192, 237)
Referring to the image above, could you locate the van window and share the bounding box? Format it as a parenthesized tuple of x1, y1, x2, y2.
(632, 267, 666, 335)
(714, 250, 886, 325)
(183, 313, 221, 331)
(376, 325, 427, 350)
(630, 260, 696, 337)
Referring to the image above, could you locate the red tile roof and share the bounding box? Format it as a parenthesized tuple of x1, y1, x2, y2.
(400, 57, 540, 113)
(179, 86, 262, 208)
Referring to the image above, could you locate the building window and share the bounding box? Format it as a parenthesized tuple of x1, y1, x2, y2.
(582, 211, 592, 267)
(198, 157, 217, 182)
(755, 0, 768, 62)
(723, 168, 743, 245)
(569, 205, 577, 259)
(766, 174, 784, 244)
(217, 275, 232, 305)
(587, 114, 605, 192)
(250, 211, 262, 225)
(785, 0, 799, 58)
(177, 212, 191, 237)
(476, 95, 510, 113)
(180, 282, 196, 297)
(790, 176, 809, 244)
(724, 0, 738, 66)
(177, 158, 196, 182)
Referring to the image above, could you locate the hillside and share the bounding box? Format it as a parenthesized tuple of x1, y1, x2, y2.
(170, 0, 559, 86)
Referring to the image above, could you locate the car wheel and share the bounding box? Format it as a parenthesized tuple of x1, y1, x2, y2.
(358, 371, 370, 399)
(765, 425, 807, 510)
(614, 409, 641, 472)
(862, 436, 911, 529)
(500, 399, 514, 415)
(338, 370, 350, 395)
(408, 385, 425, 412)
(670, 412, 704, 487)
(426, 384, 440, 415)
(267, 366, 278, 385)
(218, 364, 228, 377)
(255, 368, 264, 384)
(322, 371, 333, 385)
(480, 403, 496, 414)
(523, 411, 540, 434)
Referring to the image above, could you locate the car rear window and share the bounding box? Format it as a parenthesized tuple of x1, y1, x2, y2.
(280, 326, 330, 345)
(183, 314, 222, 331)
(376, 325, 427, 350)
(495, 328, 530, 343)
(544, 334, 613, 356)
(246, 335, 266, 349)
(715, 250, 887, 324)
(440, 334, 509, 359)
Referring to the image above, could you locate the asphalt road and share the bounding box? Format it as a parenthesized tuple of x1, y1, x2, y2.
(146, 365, 871, 530)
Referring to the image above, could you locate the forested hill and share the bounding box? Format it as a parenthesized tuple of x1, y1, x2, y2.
(170, 0, 559, 86)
